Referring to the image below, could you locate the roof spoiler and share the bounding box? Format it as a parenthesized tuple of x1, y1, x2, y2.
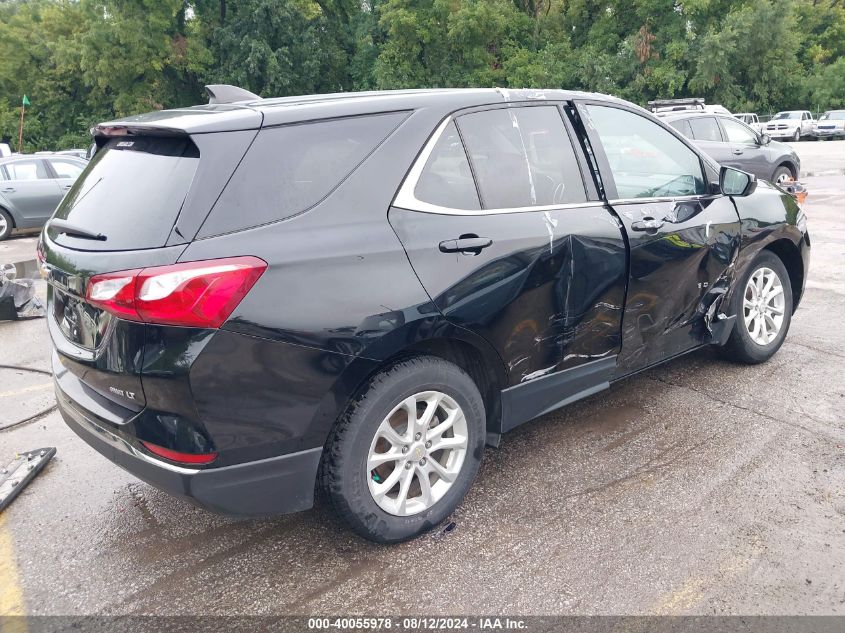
(205, 84, 260, 104)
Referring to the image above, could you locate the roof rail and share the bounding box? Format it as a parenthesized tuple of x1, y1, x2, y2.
(205, 84, 260, 105)
(647, 97, 705, 113)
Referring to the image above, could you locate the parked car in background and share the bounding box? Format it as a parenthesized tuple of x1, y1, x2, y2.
(812, 110, 845, 140)
(42, 86, 809, 543)
(0, 155, 86, 240)
(663, 111, 799, 184)
(0, 143, 11, 158)
(734, 113, 763, 134)
(55, 149, 90, 161)
(764, 111, 814, 141)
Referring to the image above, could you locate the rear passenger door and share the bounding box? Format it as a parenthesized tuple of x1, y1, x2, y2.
(389, 104, 628, 430)
(718, 116, 769, 180)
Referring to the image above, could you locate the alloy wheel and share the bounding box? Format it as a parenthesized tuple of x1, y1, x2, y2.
(743, 267, 785, 346)
(0, 214, 7, 236)
(366, 390, 468, 516)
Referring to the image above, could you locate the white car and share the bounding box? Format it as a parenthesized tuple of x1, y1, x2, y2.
(734, 113, 763, 134)
(764, 110, 814, 141)
(0, 143, 11, 158)
(812, 110, 845, 140)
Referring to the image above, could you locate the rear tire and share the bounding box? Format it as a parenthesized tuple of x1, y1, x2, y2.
(0, 209, 12, 241)
(319, 356, 485, 543)
(719, 250, 793, 364)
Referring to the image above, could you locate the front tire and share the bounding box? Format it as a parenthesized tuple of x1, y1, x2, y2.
(719, 250, 793, 364)
(0, 209, 12, 241)
(792, 128, 801, 142)
(772, 165, 793, 185)
(320, 356, 485, 543)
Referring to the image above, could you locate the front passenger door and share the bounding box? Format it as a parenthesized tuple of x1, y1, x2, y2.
(718, 116, 770, 181)
(577, 102, 742, 377)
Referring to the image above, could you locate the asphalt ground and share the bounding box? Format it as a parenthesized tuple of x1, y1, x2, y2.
(0, 141, 843, 617)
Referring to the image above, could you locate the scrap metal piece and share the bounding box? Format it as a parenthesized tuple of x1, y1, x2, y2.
(0, 447, 56, 512)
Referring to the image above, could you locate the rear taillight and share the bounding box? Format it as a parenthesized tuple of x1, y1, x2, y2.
(85, 256, 266, 328)
(140, 441, 218, 465)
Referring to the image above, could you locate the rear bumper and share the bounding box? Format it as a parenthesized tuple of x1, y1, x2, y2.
(56, 375, 322, 517)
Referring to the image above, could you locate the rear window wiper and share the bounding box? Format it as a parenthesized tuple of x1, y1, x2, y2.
(48, 219, 107, 241)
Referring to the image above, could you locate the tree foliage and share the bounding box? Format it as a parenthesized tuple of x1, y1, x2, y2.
(1, 0, 843, 150)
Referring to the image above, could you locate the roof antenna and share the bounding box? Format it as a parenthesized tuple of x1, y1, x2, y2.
(205, 84, 260, 105)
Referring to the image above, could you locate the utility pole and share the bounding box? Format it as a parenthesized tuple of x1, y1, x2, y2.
(18, 95, 30, 152)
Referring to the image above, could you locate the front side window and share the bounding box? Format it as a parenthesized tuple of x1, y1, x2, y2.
(414, 121, 480, 210)
(585, 105, 706, 200)
(5, 160, 49, 181)
(721, 118, 758, 144)
(49, 159, 84, 179)
(457, 106, 586, 209)
(688, 117, 724, 142)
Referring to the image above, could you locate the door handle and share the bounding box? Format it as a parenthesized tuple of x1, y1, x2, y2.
(732, 149, 743, 155)
(439, 236, 493, 254)
(1, 187, 15, 193)
(630, 218, 664, 232)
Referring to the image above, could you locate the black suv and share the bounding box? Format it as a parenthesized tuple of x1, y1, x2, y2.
(41, 88, 809, 543)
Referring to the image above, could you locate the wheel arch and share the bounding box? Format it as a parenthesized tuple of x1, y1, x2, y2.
(764, 238, 805, 312)
(0, 203, 16, 228)
(316, 332, 509, 450)
(775, 160, 798, 181)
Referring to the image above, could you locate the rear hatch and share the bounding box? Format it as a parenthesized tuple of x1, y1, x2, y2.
(43, 114, 259, 415)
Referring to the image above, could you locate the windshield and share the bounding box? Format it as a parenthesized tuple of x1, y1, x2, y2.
(773, 112, 801, 120)
(820, 112, 845, 121)
(49, 136, 199, 251)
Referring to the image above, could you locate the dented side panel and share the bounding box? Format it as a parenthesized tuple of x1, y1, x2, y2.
(389, 205, 627, 387)
(611, 196, 742, 376)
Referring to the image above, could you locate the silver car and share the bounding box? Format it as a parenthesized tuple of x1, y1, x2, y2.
(0, 155, 86, 241)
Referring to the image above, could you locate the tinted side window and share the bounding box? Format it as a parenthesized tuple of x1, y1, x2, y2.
(457, 106, 586, 209)
(5, 160, 49, 181)
(202, 112, 407, 236)
(585, 105, 706, 199)
(669, 118, 694, 139)
(721, 118, 757, 144)
(688, 117, 724, 142)
(415, 121, 480, 210)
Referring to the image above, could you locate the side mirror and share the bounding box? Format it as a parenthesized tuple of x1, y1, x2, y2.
(720, 166, 757, 197)
(758, 133, 771, 146)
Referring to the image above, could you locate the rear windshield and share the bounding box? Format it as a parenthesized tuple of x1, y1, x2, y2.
(198, 112, 407, 237)
(50, 137, 199, 250)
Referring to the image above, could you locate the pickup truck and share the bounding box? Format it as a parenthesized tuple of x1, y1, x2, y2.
(764, 111, 814, 142)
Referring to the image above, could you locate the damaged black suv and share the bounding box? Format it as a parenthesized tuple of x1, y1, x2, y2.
(41, 87, 809, 543)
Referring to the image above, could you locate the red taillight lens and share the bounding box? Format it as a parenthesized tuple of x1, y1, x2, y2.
(140, 441, 218, 465)
(85, 256, 266, 328)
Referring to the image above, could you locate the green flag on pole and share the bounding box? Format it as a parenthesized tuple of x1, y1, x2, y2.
(22, 95, 30, 107)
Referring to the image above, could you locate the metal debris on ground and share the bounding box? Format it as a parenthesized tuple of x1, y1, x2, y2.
(780, 178, 809, 204)
(0, 447, 56, 511)
(0, 262, 45, 320)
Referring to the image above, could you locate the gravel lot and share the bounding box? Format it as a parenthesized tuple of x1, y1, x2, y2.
(1, 142, 843, 617)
